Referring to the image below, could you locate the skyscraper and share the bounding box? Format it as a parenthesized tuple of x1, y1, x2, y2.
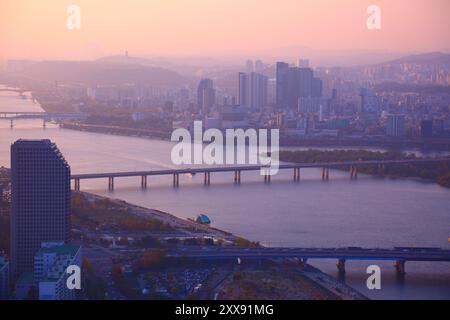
(0, 256, 9, 299)
(298, 68, 313, 98)
(10, 140, 71, 281)
(276, 62, 290, 109)
(276, 61, 320, 110)
(197, 78, 215, 115)
(238, 72, 248, 107)
(202, 87, 216, 115)
(386, 114, 406, 137)
(238, 72, 268, 112)
(312, 77, 323, 98)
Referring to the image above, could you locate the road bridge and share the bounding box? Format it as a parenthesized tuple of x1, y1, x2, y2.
(70, 158, 450, 190)
(167, 246, 450, 275)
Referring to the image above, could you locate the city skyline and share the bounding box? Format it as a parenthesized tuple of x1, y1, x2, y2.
(0, 0, 449, 303)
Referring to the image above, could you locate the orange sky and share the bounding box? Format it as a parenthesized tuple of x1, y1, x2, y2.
(1, 0, 449, 60)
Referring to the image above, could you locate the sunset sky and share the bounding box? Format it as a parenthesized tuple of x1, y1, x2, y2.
(1, 0, 449, 60)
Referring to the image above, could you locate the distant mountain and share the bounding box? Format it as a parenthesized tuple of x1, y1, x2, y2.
(385, 52, 450, 65)
(17, 60, 186, 86)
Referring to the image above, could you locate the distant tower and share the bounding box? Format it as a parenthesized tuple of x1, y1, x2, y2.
(197, 79, 215, 115)
(10, 140, 71, 282)
(276, 62, 290, 109)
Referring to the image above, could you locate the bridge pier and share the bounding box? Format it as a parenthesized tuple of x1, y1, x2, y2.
(141, 175, 147, 189)
(10, 119, 13, 128)
(74, 178, 80, 191)
(108, 177, 114, 190)
(350, 166, 358, 180)
(337, 259, 346, 274)
(203, 172, 211, 185)
(173, 173, 179, 187)
(322, 168, 329, 181)
(234, 170, 241, 184)
(395, 260, 406, 275)
(293, 168, 300, 182)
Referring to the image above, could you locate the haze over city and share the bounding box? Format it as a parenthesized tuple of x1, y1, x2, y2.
(1, 0, 450, 305)
(1, 0, 450, 65)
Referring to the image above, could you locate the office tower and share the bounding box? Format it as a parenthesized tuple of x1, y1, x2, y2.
(277, 61, 320, 110)
(420, 120, 433, 138)
(248, 72, 268, 112)
(34, 242, 81, 300)
(286, 67, 301, 109)
(10, 139, 71, 282)
(276, 62, 290, 109)
(197, 78, 214, 115)
(238, 72, 268, 112)
(359, 88, 379, 114)
(386, 114, 406, 137)
(202, 87, 216, 115)
(0, 256, 9, 299)
(298, 68, 313, 98)
(312, 77, 323, 97)
(238, 72, 248, 107)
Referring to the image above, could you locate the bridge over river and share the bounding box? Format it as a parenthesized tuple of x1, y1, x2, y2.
(71, 157, 450, 190)
(168, 246, 450, 275)
(0, 111, 86, 127)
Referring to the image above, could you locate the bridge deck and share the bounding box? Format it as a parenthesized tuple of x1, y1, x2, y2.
(168, 247, 450, 262)
(71, 158, 450, 179)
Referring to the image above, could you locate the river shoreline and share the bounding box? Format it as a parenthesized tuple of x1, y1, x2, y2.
(76, 190, 367, 300)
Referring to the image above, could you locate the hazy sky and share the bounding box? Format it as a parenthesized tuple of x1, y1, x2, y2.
(1, 0, 449, 60)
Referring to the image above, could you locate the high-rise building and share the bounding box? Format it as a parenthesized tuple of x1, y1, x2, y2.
(238, 72, 248, 107)
(312, 77, 323, 98)
(34, 242, 81, 300)
(276, 62, 290, 109)
(386, 114, 406, 137)
(10, 140, 71, 282)
(238, 72, 268, 112)
(359, 88, 379, 114)
(197, 78, 215, 115)
(276, 61, 320, 110)
(202, 87, 216, 116)
(298, 68, 313, 98)
(0, 256, 9, 299)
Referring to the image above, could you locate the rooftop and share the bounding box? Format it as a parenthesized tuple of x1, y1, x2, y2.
(36, 243, 80, 256)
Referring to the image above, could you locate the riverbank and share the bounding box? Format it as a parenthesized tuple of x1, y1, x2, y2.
(60, 120, 450, 152)
(60, 122, 171, 140)
(72, 190, 242, 245)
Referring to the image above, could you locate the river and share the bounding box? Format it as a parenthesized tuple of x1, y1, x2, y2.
(1, 86, 449, 300)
